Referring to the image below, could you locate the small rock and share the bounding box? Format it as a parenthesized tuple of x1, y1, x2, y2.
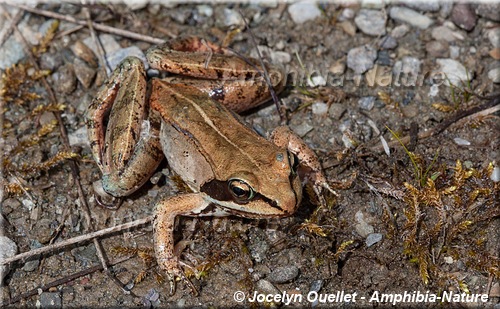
(451, 3, 477, 31)
(52, 64, 77, 94)
(431, 26, 462, 42)
(73, 58, 96, 89)
(361, 0, 385, 9)
(378, 35, 397, 50)
(0, 37, 25, 69)
(355, 211, 374, 237)
(435, 58, 472, 86)
(33, 218, 54, 244)
(366, 233, 383, 247)
(389, 6, 434, 29)
(310, 279, 324, 292)
(287, 1, 321, 24)
(267, 265, 299, 283)
(329, 60, 346, 74)
(347, 45, 377, 74)
(223, 8, 243, 27)
(71, 245, 98, 266)
(393, 56, 421, 77)
(487, 28, 500, 48)
(376, 50, 393, 66)
(490, 282, 500, 297)
(354, 9, 387, 36)
(449, 45, 460, 59)
(476, 3, 500, 22)
(126, 1, 148, 11)
(489, 48, 500, 60)
(68, 126, 89, 147)
(312, 102, 328, 115)
(328, 103, 346, 120)
(426, 40, 449, 57)
(0, 236, 17, 282)
(488, 67, 500, 83)
(339, 8, 355, 20)
(491, 166, 500, 182)
(358, 96, 376, 110)
(454, 137, 471, 146)
(444, 256, 454, 264)
(307, 75, 326, 87)
(440, 2, 453, 18)
(196, 4, 213, 17)
(291, 121, 314, 137)
(405, 1, 440, 12)
(22, 259, 40, 272)
(39, 292, 62, 309)
(338, 21, 357, 36)
(390, 24, 410, 39)
(255, 279, 280, 296)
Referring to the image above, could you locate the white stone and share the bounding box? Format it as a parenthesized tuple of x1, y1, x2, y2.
(311, 102, 328, 115)
(0, 236, 17, 282)
(287, 1, 322, 24)
(435, 58, 472, 86)
(355, 9, 387, 36)
(488, 67, 500, 83)
(389, 6, 434, 29)
(487, 28, 500, 48)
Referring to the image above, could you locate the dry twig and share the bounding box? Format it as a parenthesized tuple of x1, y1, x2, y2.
(8, 3, 165, 45)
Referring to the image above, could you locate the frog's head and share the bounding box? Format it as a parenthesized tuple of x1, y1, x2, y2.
(200, 150, 302, 218)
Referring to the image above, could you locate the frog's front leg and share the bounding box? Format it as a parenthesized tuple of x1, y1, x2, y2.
(270, 126, 338, 206)
(86, 57, 163, 199)
(154, 193, 214, 295)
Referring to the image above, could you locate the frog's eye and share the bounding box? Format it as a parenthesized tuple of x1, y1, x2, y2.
(228, 179, 255, 202)
(287, 151, 300, 174)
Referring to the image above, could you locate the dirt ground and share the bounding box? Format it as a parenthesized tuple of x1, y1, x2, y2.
(0, 2, 499, 308)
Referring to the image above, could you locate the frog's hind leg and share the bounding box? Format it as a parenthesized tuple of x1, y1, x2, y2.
(86, 57, 163, 198)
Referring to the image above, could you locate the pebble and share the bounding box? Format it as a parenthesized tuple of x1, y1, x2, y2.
(287, 1, 321, 24)
(0, 236, 17, 282)
(69, 126, 90, 147)
(488, 67, 500, 83)
(358, 96, 376, 110)
(431, 26, 462, 42)
(73, 58, 96, 89)
(255, 279, 281, 296)
(329, 60, 346, 74)
(354, 9, 387, 36)
(376, 50, 393, 66)
(0, 36, 25, 69)
(338, 21, 357, 37)
(426, 40, 449, 57)
(490, 48, 500, 60)
(393, 56, 421, 76)
(126, 1, 147, 11)
(453, 137, 471, 146)
(449, 45, 460, 59)
(361, 0, 385, 9)
(389, 6, 434, 29)
(196, 4, 213, 17)
(435, 58, 472, 86)
(451, 3, 477, 31)
(40, 52, 64, 71)
(292, 121, 314, 137)
(378, 35, 397, 50)
(405, 1, 440, 12)
(347, 45, 377, 74)
(355, 211, 374, 237)
(476, 3, 500, 22)
(487, 28, 500, 48)
(52, 64, 77, 94)
(366, 233, 383, 247)
(267, 265, 299, 283)
(223, 8, 243, 27)
(307, 75, 327, 87)
(390, 24, 410, 39)
(39, 292, 62, 309)
(339, 8, 355, 20)
(490, 166, 500, 182)
(328, 103, 346, 120)
(312, 102, 328, 115)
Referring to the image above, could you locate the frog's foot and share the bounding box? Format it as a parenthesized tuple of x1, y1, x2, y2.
(312, 175, 339, 207)
(159, 257, 198, 296)
(92, 180, 123, 209)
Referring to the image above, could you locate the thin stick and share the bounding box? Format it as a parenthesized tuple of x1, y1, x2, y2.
(0, 216, 152, 266)
(0, 255, 134, 307)
(83, 6, 109, 75)
(8, 3, 165, 45)
(0, 6, 23, 48)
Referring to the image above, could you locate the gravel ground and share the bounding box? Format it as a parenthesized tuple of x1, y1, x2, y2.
(0, 2, 499, 308)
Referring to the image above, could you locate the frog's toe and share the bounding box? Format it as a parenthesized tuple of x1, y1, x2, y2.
(93, 180, 123, 209)
(162, 259, 198, 296)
